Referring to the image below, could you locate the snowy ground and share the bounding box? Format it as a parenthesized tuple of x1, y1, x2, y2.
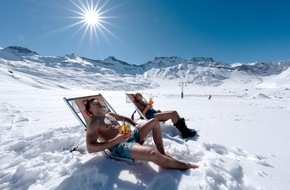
(1, 69, 290, 190)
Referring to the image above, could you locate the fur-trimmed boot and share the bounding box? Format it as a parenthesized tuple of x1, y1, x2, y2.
(174, 118, 196, 138)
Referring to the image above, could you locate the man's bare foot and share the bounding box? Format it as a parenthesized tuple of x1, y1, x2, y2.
(189, 163, 199, 169)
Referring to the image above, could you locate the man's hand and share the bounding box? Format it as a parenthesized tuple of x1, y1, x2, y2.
(115, 133, 129, 143)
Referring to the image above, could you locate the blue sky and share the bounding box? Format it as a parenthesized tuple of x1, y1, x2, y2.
(1, 0, 290, 65)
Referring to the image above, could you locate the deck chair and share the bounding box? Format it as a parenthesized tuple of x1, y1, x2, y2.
(126, 93, 148, 121)
(126, 93, 168, 124)
(63, 94, 135, 163)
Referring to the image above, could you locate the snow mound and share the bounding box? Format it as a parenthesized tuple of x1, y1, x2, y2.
(251, 93, 271, 99)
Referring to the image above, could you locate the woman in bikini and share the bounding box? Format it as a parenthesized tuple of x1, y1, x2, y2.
(133, 93, 196, 138)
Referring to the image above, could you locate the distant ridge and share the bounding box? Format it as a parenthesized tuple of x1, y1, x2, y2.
(4, 46, 39, 55)
(1, 45, 290, 90)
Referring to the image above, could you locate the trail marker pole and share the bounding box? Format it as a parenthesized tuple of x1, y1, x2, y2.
(179, 82, 187, 99)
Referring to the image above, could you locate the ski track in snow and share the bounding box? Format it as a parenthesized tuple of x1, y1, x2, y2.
(0, 103, 29, 140)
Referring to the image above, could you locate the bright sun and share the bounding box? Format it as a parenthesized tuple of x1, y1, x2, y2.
(85, 10, 101, 26)
(68, 0, 116, 43)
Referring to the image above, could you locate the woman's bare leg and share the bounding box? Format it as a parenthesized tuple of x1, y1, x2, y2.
(131, 144, 199, 170)
(154, 111, 180, 123)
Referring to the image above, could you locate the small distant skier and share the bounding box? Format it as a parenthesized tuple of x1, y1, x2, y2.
(208, 95, 212, 100)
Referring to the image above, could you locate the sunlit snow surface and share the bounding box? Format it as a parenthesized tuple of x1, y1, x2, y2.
(1, 55, 290, 190)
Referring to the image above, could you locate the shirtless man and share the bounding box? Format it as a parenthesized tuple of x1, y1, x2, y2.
(85, 98, 199, 170)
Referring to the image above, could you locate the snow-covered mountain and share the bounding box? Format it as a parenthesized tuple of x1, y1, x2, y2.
(1, 46, 290, 90)
(232, 61, 290, 76)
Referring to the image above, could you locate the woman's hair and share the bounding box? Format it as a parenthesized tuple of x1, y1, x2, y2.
(133, 93, 142, 102)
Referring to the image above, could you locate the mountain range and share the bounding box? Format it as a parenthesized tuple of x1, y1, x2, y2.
(1, 46, 290, 90)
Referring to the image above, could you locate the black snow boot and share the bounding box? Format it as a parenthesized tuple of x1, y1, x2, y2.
(174, 118, 196, 139)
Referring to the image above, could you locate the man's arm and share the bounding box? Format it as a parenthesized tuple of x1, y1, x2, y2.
(86, 122, 124, 153)
(108, 113, 137, 127)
